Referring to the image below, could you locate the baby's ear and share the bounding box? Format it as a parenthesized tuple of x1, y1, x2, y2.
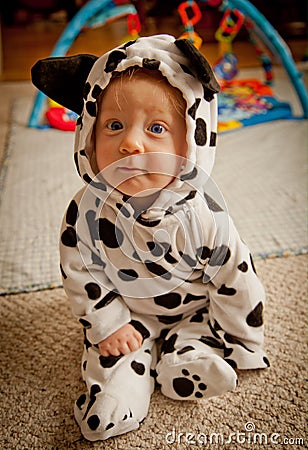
(31, 54, 98, 115)
(174, 39, 220, 100)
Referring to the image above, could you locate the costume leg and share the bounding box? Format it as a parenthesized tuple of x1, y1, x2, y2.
(75, 337, 156, 441)
(156, 313, 238, 400)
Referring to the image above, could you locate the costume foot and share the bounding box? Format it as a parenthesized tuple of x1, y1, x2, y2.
(74, 390, 143, 441)
(157, 353, 237, 400)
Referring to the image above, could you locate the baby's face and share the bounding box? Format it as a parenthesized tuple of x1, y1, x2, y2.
(95, 74, 187, 198)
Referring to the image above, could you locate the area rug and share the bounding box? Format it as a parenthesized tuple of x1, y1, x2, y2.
(0, 76, 307, 294)
(0, 255, 306, 449)
(0, 98, 81, 294)
(213, 118, 307, 259)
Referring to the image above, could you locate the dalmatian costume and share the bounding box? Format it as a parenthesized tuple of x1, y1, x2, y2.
(32, 35, 269, 441)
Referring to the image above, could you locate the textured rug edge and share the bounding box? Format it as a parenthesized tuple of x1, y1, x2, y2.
(0, 100, 17, 200)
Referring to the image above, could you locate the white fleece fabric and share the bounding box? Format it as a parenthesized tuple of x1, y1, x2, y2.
(59, 34, 269, 441)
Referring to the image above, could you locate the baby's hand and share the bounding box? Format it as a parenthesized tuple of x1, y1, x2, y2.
(98, 323, 143, 357)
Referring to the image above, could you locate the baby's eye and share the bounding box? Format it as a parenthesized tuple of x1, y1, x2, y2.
(148, 123, 166, 134)
(107, 120, 123, 130)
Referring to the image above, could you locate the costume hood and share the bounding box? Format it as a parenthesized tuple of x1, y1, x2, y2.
(32, 34, 220, 215)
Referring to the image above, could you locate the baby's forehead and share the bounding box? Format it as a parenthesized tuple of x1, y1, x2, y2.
(108, 69, 175, 93)
(100, 68, 186, 114)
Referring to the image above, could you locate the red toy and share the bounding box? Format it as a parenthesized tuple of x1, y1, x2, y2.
(46, 106, 77, 131)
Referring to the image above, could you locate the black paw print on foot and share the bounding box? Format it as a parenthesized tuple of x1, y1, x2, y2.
(172, 369, 207, 398)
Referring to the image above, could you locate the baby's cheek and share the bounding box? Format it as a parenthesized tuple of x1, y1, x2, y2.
(90, 151, 100, 174)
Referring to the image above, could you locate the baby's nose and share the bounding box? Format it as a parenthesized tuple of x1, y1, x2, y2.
(120, 128, 144, 154)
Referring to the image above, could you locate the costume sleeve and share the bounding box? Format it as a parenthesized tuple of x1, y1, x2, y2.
(203, 212, 269, 370)
(59, 188, 131, 345)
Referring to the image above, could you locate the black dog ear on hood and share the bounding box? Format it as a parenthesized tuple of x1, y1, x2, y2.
(31, 54, 98, 115)
(174, 39, 220, 100)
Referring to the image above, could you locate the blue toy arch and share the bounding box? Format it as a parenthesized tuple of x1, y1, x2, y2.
(28, 0, 308, 128)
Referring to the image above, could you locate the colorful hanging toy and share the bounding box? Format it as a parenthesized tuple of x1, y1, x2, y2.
(178, 1, 203, 49)
(125, 10, 141, 41)
(245, 18, 273, 84)
(213, 8, 245, 81)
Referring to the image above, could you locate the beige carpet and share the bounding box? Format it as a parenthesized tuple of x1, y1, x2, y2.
(0, 254, 306, 449)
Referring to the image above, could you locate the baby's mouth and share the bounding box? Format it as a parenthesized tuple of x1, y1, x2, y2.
(111, 166, 149, 187)
(118, 167, 148, 174)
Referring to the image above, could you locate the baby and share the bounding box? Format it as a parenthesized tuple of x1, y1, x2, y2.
(32, 34, 269, 441)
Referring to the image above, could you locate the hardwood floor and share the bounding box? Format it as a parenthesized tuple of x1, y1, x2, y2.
(1, 15, 307, 81)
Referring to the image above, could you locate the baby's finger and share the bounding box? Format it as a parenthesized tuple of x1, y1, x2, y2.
(128, 336, 142, 352)
(99, 342, 120, 357)
(118, 342, 131, 355)
(132, 330, 143, 346)
(136, 331, 144, 346)
(99, 347, 111, 357)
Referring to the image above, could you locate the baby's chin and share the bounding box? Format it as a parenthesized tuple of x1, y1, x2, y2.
(116, 174, 176, 198)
